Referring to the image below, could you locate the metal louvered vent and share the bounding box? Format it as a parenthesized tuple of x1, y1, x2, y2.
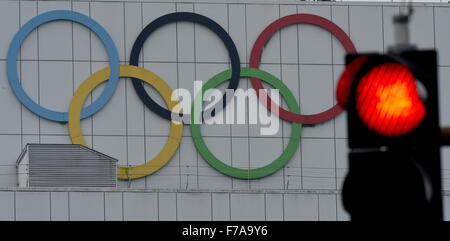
(17, 144, 117, 188)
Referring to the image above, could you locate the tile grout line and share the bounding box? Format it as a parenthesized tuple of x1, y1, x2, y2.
(19, 0, 23, 149)
(122, 191, 124, 221)
(103, 191, 106, 221)
(72, 1, 75, 98)
(278, 3, 285, 191)
(0, 133, 349, 138)
(245, 3, 250, 190)
(36, 1, 41, 144)
(433, 6, 437, 49)
(193, 2, 200, 190)
(381, 5, 385, 54)
(89, 1, 94, 152)
(331, 5, 339, 220)
(123, 1, 130, 187)
(317, 193, 320, 221)
(4, 0, 449, 8)
(210, 192, 213, 221)
(175, 192, 178, 221)
(67, 192, 70, 221)
(296, 4, 303, 190)
(175, 2, 181, 190)
(5, 58, 351, 65)
(13, 191, 16, 221)
(330, 3, 338, 194)
(228, 192, 231, 220)
(157, 191, 160, 221)
(49, 192, 52, 221)
(227, 2, 233, 191)
(264, 192, 267, 221)
(282, 193, 285, 221)
(141, 1, 148, 190)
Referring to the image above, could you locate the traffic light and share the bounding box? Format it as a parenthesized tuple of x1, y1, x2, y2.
(337, 50, 443, 220)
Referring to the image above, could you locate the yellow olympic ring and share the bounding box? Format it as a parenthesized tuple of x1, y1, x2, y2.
(68, 65, 183, 180)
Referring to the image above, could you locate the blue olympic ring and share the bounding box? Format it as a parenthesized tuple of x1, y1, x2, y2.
(7, 10, 120, 122)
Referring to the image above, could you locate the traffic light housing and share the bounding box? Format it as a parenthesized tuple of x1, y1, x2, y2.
(338, 50, 443, 220)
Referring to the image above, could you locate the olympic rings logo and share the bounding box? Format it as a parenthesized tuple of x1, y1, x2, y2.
(7, 10, 356, 180)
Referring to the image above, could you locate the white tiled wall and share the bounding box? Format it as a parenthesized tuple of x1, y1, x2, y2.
(0, 190, 354, 221)
(1, 0, 450, 220)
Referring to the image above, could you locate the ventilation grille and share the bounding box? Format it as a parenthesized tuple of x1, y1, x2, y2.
(19, 144, 117, 188)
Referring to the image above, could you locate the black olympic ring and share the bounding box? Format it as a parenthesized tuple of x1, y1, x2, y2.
(129, 12, 241, 122)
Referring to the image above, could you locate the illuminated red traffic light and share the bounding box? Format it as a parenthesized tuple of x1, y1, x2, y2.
(355, 63, 426, 137)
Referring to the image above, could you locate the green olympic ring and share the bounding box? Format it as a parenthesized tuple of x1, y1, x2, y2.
(190, 67, 302, 179)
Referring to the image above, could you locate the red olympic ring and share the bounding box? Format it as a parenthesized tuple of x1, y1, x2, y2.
(249, 14, 357, 125)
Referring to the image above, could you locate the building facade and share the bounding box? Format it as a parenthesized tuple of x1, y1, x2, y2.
(0, 0, 450, 220)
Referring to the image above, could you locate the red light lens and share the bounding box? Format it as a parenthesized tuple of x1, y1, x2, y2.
(356, 63, 426, 137)
(336, 56, 368, 109)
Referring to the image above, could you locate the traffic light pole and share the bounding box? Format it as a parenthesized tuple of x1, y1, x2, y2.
(390, 5, 413, 53)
